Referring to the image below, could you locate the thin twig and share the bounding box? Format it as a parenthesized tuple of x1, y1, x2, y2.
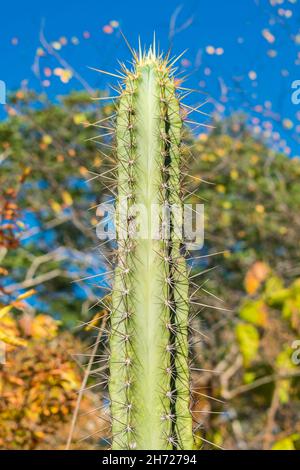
(65, 315, 108, 449)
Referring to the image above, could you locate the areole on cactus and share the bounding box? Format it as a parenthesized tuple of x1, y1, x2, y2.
(107, 43, 195, 450)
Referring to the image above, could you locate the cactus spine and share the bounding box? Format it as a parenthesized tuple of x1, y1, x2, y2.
(109, 46, 194, 450)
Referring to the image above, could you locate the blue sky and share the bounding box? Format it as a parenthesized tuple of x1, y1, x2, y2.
(0, 0, 299, 155)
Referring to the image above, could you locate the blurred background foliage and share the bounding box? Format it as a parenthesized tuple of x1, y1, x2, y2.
(0, 90, 299, 450)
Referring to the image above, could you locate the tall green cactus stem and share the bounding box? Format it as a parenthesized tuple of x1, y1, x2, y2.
(109, 47, 194, 450)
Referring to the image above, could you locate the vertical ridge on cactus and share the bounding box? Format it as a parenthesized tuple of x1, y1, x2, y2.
(109, 45, 194, 450)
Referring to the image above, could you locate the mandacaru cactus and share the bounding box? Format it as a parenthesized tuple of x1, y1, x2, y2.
(108, 44, 195, 450)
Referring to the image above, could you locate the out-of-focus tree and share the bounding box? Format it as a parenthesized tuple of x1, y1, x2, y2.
(0, 101, 108, 449)
(0, 313, 105, 449)
(186, 121, 300, 449)
(1, 90, 113, 326)
(1, 92, 300, 449)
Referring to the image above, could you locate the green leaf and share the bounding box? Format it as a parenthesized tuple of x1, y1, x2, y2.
(264, 276, 284, 299)
(239, 299, 268, 327)
(235, 323, 260, 367)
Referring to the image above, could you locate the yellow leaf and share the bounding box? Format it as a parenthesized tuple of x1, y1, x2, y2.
(278, 379, 290, 404)
(85, 310, 106, 331)
(31, 314, 60, 340)
(23, 167, 32, 176)
(230, 169, 239, 180)
(42, 134, 53, 146)
(255, 204, 265, 214)
(0, 330, 27, 347)
(216, 184, 226, 193)
(61, 191, 73, 206)
(73, 113, 86, 125)
(222, 201, 232, 210)
(272, 437, 295, 450)
(0, 305, 12, 319)
(16, 289, 36, 301)
(50, 200, 61, 214)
